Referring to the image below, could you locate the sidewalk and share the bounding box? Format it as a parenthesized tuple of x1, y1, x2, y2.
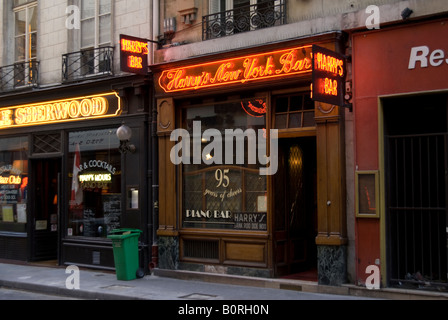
(0, 262, 447, 300)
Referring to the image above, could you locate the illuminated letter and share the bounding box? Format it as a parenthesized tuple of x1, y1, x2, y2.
(68, 101, 81, 118)
(53, 102, 69, 120)
(365, 265, 380, 289)
(0, 110, 13, 126)
(80, 99, 93, 117)
(15, 108, 26, 125)
(365, 5, 380, 30)
(409, 46, 429, 69)
(91, 97, 108, 115)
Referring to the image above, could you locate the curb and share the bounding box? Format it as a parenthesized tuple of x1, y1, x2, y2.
(154, 269, 448, 300)
(0, 278, 146, 300)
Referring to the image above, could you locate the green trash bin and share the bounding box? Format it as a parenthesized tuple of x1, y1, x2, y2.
(107, 228, 142, 281)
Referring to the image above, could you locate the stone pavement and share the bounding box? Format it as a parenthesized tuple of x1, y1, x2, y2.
(0, 262, 447, 301)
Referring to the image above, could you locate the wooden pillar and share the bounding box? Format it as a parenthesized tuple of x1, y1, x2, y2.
(156, 97, 179, 269)
(315, 102, 347, 285)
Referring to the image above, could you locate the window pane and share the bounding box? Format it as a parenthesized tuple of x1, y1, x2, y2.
(15, 36, 26, 61)
(303, 111, 316, 127)
(82, 0, 95, 19)
(289, 113, 302, 128)
(28, 6, 37, 32)
(99, 14, 111, 44)
(182, 99, 267, 231)
(30, 32, 37, 59)
(99, 0, 111, 15)
(275, 97, 288, 113)
(289, 95, 302, 111)
(0, 137, 29, 233)
(15, 10, 26, 36)
(81, 19, 95, 48)
(14, 0, 28, 7)
(68, 129, 121, 238)
(275, 114, 287, 129)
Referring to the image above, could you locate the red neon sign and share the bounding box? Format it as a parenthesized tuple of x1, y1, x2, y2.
(311, 45, 346, 106)
(158, 46, 312, 93)
(120, 34, 149, 75)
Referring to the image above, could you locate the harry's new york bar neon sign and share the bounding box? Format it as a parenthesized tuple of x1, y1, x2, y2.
(158, 46, 313, 93)
(0, 92, 121, 129)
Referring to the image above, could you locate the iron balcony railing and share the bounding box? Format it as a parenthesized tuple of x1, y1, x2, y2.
(202, 0, 286, 40)
(62, 46, 114, 82)
(0, 60, 39, 93)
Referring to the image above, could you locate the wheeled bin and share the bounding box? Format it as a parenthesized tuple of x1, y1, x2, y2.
(107, 229, 142, 281)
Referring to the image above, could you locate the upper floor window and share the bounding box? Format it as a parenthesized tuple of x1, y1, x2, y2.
(203, 0, 285, 40)
(81, 0, 112, 49)
(13, 0, 38, 87)
(77, 0, 113, 77)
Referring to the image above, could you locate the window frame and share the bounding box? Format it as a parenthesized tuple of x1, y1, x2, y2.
(80, 0, 112, 50)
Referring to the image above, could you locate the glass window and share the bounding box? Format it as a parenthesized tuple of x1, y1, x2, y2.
(81, 0, 111, 49)
(14, 1, 37, 87)
(181, 98, 268, 231)
(0, 137, 29, 233)
(274, 93, 315, 129)
(67, 129, 121, 238)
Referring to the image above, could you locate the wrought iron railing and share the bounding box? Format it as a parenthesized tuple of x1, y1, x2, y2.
(62, 46, 114, 82)
(202, 0, 286, 40)
(0, 60, 39, 93)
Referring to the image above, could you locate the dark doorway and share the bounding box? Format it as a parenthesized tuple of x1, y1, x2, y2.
(384, 93, 448, 290)
(30, 158, 61, 262)
(273, 137, 317, 279)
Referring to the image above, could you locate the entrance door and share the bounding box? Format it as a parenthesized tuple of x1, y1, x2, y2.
(273, 137, 317, 277)
(30, 158, 61, 261)
(384, 94, 448, 289)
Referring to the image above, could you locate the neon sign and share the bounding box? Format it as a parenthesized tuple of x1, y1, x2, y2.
(0, 92, 121, 130)
(311, 45, 346, 106)
(158, 46, 313, 93)
(79, 173, 112, 183)
(120, 34, 149, 75)
(0, 175, 22, 185)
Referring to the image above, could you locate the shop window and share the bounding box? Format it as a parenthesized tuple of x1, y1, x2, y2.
(273, 93, 315, 129)
(67, 128, 121, 238)
(0, 137, 28, 233)
(181, 98, 268, 231)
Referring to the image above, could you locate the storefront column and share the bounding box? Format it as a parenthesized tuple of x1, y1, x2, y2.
(315, 102, 347, 285)
(156, 97, 179, 269)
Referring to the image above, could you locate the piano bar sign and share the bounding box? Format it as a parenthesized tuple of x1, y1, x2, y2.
(0, 92, 122, 129)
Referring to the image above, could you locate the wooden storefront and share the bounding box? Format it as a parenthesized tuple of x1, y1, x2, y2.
(153, 32, 348, 283)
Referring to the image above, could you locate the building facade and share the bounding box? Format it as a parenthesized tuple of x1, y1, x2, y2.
(1, 0, 448, 292)
(153, 0, 448, 289)
(0, 0, 157, 271)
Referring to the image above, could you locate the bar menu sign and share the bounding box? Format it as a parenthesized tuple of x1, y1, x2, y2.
(311, 45, 346, 106)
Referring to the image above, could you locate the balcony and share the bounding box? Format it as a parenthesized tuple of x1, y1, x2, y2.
(62, 46, 114, 83)
(202, 0, 286, 40)
(0, 60, 39, 93)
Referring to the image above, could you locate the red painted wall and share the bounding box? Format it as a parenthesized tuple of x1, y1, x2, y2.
(352, 18, 448, 284)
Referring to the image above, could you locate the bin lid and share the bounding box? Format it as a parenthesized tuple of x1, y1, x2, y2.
(107, 228, 142, 240)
